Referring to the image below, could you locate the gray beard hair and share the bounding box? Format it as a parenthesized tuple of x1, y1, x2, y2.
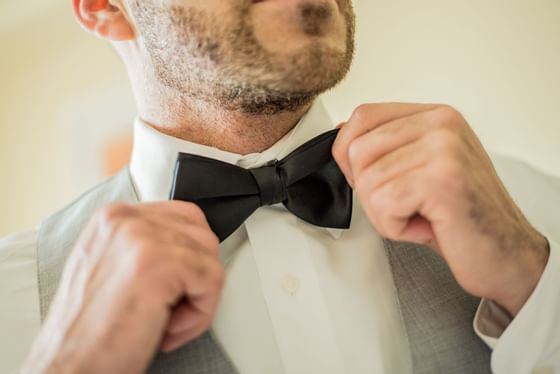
(129, 0, 355, 115)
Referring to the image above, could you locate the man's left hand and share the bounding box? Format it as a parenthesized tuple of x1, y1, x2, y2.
(333, 103, 549, 316)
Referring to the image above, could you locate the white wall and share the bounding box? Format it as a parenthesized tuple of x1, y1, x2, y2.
(1, 0, 559, 236)
(325, 0, 560, 175)
(0, 3, 134, 236)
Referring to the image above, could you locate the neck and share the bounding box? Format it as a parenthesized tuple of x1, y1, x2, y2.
(135, 84, 312, 155)
(120, 46, 314, 155)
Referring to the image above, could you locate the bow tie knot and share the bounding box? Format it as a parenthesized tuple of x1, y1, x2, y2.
(170, 129, 353, 242)
(249, 160, 288, 206)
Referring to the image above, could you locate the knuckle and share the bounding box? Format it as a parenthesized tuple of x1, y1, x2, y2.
(207, 259, 225, 287)
(389, 181, 411, 202)
(435, 104, 460, 119)
(430, 130, 460, 154)
(434, 158, 465, 189)
(127, 242, 155, 279)
(347, 138, 363, 164)
(351, 104, 372, 122)
(190, 256, 224, 287)
(201, 230, 220, 250)
(431, 105, 463, 128)
(193, 261, 210, 279)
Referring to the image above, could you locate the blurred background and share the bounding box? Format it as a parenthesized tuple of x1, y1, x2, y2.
(0, 0, 559, 237)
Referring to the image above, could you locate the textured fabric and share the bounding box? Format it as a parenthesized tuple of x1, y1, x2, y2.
(1, 100, 556, 373)
(36, 166, 494, 373)
(149, 331, 237, 374)
(384, 240, 492, 373)
(170, 129, 352, 242)
(37, 169, 239, 374)
(130, 102, 412, 374)
(34, 101, 415, 374)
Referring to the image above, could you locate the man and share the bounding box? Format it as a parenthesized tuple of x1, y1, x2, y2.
(0, 0, 558, 373)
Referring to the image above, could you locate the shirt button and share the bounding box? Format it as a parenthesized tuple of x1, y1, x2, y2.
(281, 276, 301, 296)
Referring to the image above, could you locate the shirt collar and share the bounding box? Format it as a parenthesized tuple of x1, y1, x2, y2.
(130, 98, 343, 239)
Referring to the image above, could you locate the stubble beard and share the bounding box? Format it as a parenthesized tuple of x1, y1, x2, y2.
(129, 0, 355, 115)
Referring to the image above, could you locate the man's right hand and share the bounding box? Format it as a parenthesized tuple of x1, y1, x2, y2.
(22, 201, 224, 374)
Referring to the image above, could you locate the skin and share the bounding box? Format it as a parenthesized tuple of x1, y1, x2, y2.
(332, 104, 549, 314)
(97, 0, 355, 154)
(23, 202, 224, 374)
(22, 0, 549, 372)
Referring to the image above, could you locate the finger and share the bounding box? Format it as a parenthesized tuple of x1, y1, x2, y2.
(160, 287, 221, 351)
(354, 137, 429, 195)
(166, 299, 208, 335)
(169, 248, 225, 316)
(136, 200, 211, 228)
(131, 236, 223, 305)
(333, 103, 439, 183)
(132, 201, 219, 254)
(142, 216, 220, 257)
(351, 125, 467, 194)
(171, 247, 224, 295)
(160, 324, 208, 353)
(401, 214, 436, 247)
(366, 167, 434, 244)
(347, 109, 440, 179)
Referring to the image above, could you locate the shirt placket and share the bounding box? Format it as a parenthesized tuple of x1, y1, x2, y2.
(244, 206, 346, 374)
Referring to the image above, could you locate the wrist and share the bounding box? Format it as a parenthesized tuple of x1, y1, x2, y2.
(491, 233, 550, 316)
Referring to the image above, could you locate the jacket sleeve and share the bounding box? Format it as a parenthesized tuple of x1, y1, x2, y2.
(474, 239, 560, 373)
(0, 229, 41, 374)
(474, 154, 560, 373)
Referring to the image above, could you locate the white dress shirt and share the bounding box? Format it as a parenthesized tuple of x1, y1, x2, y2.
(1, 100, 559, 374)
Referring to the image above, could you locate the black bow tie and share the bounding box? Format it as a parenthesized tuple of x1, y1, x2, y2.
(170, 129, 353, 242)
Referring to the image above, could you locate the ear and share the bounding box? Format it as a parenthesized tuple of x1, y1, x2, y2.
(73, 0, 135, 41)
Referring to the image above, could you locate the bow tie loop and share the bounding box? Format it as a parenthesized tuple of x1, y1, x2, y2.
(249, 160, 288, 206)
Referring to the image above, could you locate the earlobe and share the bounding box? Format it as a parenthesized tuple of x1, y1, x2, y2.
(72, 0, 135, 41)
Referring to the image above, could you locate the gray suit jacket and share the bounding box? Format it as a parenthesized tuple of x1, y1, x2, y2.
(37, 168, 491, 373)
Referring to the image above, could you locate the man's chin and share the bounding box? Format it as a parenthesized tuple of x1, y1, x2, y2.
(220, 89, 317, 114)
